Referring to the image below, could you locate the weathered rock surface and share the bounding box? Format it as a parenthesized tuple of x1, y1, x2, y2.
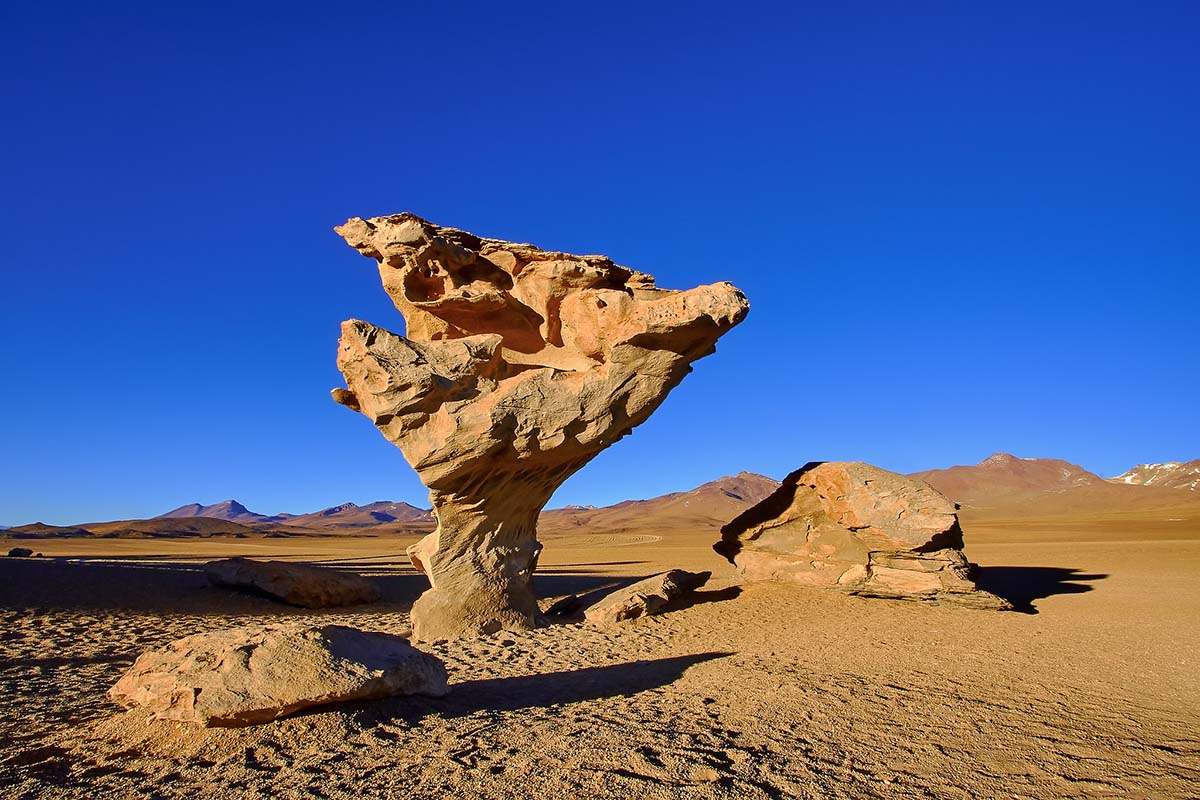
(584, 570, 711, 624)
(715, 462, 1011, 609)
(108, 623, 448, 727)
(205, 557, 381, 608)
(332, 213, 748, 640)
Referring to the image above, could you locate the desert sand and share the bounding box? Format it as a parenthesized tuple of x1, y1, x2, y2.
(2, 508, 1197, 799)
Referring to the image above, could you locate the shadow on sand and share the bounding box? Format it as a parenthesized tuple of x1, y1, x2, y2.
(974, 566, 1106, 614)
(0, 558, 432, 616)
(0, 558, 713, 618)
(347, 651, 734, 726)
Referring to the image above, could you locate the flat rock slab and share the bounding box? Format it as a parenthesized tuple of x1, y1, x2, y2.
(585, 570, 711, 624)
(108, 623, 449, 727)
(205, 557, 381, 608)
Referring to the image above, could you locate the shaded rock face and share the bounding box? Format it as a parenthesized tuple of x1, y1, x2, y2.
(7, 547, 33, 558)
(584, 570, 711, 625)
(332, 213, 748, 640)
(108, 624, 448, 727)
(205, 558, 381, 608)
(715, 462, 1011, 609)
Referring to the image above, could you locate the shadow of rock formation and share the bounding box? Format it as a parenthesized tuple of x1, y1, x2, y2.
(349, 652, 734, 726)
(668, 585, 743, 612)
(972, 566, 1106, 614)
(0, 558, 425, 616)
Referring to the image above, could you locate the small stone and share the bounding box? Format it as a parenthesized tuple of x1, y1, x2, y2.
(584, 570, 710, 624)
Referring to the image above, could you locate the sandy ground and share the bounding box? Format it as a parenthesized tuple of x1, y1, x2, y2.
(1, 518, 1198, 799)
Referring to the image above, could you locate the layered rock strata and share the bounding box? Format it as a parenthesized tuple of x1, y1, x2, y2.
(332, 213, 747, 640)
(715, 462, 1011, 609)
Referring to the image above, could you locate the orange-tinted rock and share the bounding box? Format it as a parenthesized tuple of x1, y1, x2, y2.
(333, 213, 748, 640)
(715, 462, 1011, 609)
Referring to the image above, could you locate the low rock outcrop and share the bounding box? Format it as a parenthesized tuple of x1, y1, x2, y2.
(6, 547, 33, 558)
(108, 623, 448, 726)
(715, 462, 1011, 609)
(584, 570, 711, 624)
(205, 557, 381, 608)
(332, 213, 747, 640)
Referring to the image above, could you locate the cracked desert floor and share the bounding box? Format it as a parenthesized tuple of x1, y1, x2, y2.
(2, 511, 1197, 799)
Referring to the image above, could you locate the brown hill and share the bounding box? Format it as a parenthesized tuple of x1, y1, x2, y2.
(81, 517, 321, 538)
(6, 522, 93, 539)
(540, 472, 780, 536)
(1109, 460, 1200, 492)
(155, 498, 434, 529)
(286, 501, 433, 529)
(911, 453, 1200, 518)
(23, 459, 1199, 541)
(155, 500, 291, 525)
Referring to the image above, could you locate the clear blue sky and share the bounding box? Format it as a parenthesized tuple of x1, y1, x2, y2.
(2, 1, 1197, 525)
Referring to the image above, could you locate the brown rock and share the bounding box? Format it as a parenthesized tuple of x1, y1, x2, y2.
(715, 462, 1011, 609)
(584, 570, 711, 624)
(332, 213, 748, 640)
(205, 557, 381, 608)
(108, 623, 448, 727)
(6, 547, 33, 558)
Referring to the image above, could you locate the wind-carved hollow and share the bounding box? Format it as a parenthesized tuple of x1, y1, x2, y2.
(331, 213, 749, 641)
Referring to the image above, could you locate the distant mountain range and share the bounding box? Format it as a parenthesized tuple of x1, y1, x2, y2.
(156, 500, 291, 525)
(287, 501, 433, 528)
(156, 499, 433, 528)
(540, 471, 781, 536)
(911, 452, 1200, 515)
(1108, 460, 1200, 492)
(5, 456, 1198, 538)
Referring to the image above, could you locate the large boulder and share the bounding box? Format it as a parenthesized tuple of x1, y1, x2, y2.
(205, 557, 381, 608)
(715, 462, 1011, 609)
(6, 547, 33, 558)
(584, 570, 711, 624)
(332, 213, 747, 640)
(108, 623, 449, 727)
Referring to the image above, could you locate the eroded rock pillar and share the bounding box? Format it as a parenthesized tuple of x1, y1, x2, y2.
(331, 213, 747, 640)
(405, 484, 549, 640)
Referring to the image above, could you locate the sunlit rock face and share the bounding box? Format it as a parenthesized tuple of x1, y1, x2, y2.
(332, 213, 749, 640)
(715, 462, 1013, 610)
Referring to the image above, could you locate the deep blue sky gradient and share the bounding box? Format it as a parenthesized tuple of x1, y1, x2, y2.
(2, 1, 1197, 525)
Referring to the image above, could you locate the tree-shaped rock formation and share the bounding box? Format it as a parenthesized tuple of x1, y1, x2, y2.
(332, 213, 748, 640)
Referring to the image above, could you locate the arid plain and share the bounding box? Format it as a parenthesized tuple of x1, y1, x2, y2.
(3, 462, 1198, 799)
